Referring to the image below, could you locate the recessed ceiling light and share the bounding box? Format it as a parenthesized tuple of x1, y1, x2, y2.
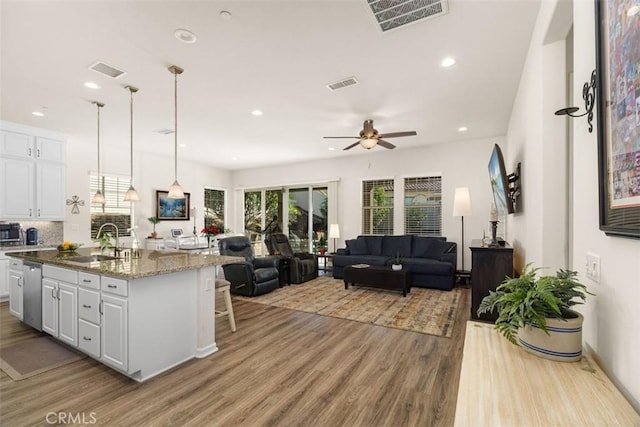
(328, 147, 335, 151)
(628, 5, 640, 16)
(251, 110, 263, 116)
(441, 57, 456, 68)
(32, 111, 45, 117)
(179, 143, 187, 148)
(458, 126, 468, 132)
(84, 81, 100, 89)
(174, 29, 197, 44)
(231, 157, 238, 161)
(220, 10, 232, 21)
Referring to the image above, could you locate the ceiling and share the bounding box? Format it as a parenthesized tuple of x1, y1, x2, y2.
(0, 0, 541, 171)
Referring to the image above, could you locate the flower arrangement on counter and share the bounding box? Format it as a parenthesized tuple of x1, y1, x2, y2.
(201, 225, 221, 237)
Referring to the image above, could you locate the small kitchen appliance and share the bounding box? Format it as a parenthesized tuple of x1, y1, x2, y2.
(26, 227, 39, 245)
(0, 223, 21, 245)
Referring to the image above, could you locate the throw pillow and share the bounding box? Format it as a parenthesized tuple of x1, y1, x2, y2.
(425, 238, 452, 259)
(347, 237, 369, 255)
(412, 236, 433, 258)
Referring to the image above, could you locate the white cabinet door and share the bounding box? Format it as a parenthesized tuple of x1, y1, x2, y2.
(0, 130, 32, 158)
(0, 258, 8, 299)
(101, 294, 128, 371)
(57, 282, 77, 346)
(0, 158, 34, 219)
(42, 278, 58, 336)
(36, 162, 65, 220)
(35, 137, 65, 162)
(8, 269, 23, 320)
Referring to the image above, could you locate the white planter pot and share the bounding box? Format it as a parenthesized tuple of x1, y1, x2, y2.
(392, 264, 402, 271)
(517, 310, 584, 362)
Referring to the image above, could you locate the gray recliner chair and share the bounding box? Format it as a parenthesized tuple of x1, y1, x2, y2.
(218, 236, 280, 297)
(264, 232, 317, 284)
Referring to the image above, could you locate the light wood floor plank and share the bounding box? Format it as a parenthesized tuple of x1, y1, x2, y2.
(1, 286, 470, 426)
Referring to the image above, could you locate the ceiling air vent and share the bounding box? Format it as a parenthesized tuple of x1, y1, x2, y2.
(326, 76, 359, 91)
(156, 128, 175, 135)
(88, 61, 127, 79)
(367, 0, 449, 32)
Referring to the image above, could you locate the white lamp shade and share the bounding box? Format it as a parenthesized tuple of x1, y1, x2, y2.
(328, 224, 340, 238)
(360, 138, 377, 149)
(168, 180, 185, 199)
(453, 187, 471, 216)
(92, 190, 105, 204)
(124, 186, 140, 202)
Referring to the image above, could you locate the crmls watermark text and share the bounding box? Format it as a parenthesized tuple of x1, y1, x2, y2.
(46, 412, 97, 425)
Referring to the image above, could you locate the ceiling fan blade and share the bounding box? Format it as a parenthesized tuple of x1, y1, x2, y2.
(343, 141, 361, 151)
(377, 139, 396, 149)
(323, 136, 360, 139)
(378, 131, 417, 138)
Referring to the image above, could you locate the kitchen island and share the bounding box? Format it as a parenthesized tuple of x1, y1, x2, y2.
(8, 248, 243, 382)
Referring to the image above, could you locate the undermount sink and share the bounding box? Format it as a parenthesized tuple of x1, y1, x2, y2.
(67, 254, 119, 263)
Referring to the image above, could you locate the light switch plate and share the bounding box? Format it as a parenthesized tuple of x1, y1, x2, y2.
(586, 252, 600, 284)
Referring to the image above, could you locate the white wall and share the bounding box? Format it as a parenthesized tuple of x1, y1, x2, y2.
(507, 0, 640, 412)
(64, 139, 232, 245)
(231, 137, 500, 271)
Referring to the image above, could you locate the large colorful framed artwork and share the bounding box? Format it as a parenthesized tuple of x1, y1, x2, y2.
(595, 0, 640, 238)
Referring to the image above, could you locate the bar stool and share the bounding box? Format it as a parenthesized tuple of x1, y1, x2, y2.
(215, 279, 236, 332)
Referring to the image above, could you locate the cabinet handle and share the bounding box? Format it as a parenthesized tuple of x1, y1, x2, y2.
(28, 147, 32, 156)
(57, 288, 60, 299)
(17, 278, 22, 287)
(51, 288, 56, 299)
(82, 279, 92, 283)
(82, 304, 91, 308)
(37, 148, 41, 158)
(37, 209, 41, 217)
(107, 284, 117, 288)
(83, 336, 92, 341)
(29, 208, 32, 217)
(99, 302, 103, 315)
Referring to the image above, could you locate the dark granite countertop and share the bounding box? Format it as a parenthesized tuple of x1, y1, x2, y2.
(7, 247, 244, 280)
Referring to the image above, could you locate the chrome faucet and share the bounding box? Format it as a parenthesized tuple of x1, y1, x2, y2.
(97, 223, 120, 257)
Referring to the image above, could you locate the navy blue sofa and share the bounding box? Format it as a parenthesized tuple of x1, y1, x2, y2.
(332, 235, 457, 291)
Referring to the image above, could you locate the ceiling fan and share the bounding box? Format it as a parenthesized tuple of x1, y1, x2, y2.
(323, 119, 417, 150)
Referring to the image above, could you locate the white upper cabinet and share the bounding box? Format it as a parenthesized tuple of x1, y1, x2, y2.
(0, 122, 66, 221)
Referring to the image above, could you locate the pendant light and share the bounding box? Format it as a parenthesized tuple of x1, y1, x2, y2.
(124, 85, 140, 202)
(92, 101, 105, 204)
(167, 65, 185, 199)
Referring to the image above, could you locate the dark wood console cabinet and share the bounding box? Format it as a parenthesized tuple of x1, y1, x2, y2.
(470, 239, 513, 322)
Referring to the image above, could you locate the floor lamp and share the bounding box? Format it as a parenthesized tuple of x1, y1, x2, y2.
(453, 187, 471, 272)
(328, 224, 340, 254)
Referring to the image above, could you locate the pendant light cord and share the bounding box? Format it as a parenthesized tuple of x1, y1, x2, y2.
(174, 69, 178, 183)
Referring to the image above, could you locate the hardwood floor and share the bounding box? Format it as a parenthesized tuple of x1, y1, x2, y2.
(0, 286, 471, 427)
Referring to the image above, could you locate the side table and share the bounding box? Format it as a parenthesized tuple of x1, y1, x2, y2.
(316, 253, 334, 277)
(278, 257, 291, 286)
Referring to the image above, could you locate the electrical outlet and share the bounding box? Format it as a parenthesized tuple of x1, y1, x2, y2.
(586, 252, 600, 284)
(205, 278, 212, 291)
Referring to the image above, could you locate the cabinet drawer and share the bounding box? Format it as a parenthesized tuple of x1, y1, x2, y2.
(78, 272, 100, 290)
(43, 265, 77, 284)
(101, 276, 127, 297)
(78, 319, 100, 359)
(78, 287, 100, 324)
(8, 258, 23, 271)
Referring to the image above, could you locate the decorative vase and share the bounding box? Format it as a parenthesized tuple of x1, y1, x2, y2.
(392, 264, 402, 271)
(517, 310, 584, 362)
(151, 231, 157, 239)
(319, 248, 326, 255)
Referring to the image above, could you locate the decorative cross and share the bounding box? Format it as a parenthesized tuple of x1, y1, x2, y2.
(66, 195, 85, 214)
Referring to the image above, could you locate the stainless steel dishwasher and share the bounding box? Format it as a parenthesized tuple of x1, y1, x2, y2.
(22, 261, 42, 331)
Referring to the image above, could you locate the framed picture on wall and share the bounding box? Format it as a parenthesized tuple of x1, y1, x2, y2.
(595, 0, 640, 238)
(156, 191, 191, 221)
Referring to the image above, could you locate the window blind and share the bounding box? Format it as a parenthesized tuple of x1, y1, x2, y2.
(89, 174, 132, 238)
(404, 176, 442, 236)
(362, 179, 394, 235)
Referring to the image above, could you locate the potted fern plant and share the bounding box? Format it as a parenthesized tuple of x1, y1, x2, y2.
(477, 264, 593, 362)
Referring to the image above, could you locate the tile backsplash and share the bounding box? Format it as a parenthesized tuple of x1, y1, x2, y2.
(0, 221, 63, 246)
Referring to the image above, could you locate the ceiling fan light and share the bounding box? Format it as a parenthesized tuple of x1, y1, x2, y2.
(124, 186, 140, 202)
(168, 180, 185, 199)
(92, 190, 105, 204)
(360, 138, 377, 149)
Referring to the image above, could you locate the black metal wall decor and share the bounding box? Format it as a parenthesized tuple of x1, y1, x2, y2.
(66, 195, 85, 214)
(554, 69, 597, 133)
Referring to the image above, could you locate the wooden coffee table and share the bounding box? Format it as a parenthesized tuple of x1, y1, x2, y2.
(343, 265, 411, 297)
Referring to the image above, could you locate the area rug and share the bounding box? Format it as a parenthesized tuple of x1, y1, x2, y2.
(0, 336, 85, 381)
(234, 276, 463, 338)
